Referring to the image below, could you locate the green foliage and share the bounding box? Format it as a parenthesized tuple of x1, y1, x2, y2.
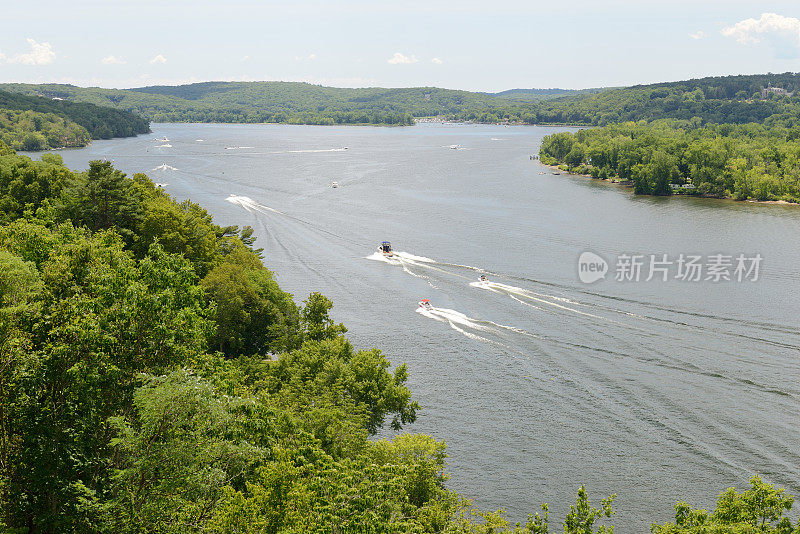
(0, 82, 603, 127)
(0, 108, 91, 150)
(540, 120, 800, 202)
(0, 224, 212, 531)
(0, 150, 72, 223)
(0, 150, 428, 532)
(300, 291, 347, 342)
(563, 486, 615, 534)
(0, 89, 150, 141)
(369, 433, 448, 507)
(511, 72, 800, 126)
(59, 160, 144, 242)
(10, 73, 800, 127)
(108, 370, 263, 533)
(201, 247, 300, 355)
(653, 476, 799, 534)
(263, 336, 418, 435)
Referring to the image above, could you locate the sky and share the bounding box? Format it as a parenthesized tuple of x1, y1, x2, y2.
(2, 0, 800, 92)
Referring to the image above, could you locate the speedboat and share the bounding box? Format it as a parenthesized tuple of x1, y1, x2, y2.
(479, 275, 488, 283)
(378, 241, 394, 257)
(449, 144, 459, 150)
(418, 299, 432, 310)
(331, 181, 339, 188)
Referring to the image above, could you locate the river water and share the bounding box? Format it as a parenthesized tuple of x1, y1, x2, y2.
(38, 122, 800, 531)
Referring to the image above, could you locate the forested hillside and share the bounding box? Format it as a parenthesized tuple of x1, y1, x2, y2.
(0, 82, 587, 126)
(0, 109, 91, 150)
(512, 73, 800, 126)
(0, 90, 150, 140)
(5, 74, 800, 127)
(488, 87, 606, 102)
(0, 82, 495, 125)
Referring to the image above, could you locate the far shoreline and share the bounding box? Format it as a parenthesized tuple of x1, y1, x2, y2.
(538, 162, 800, 208)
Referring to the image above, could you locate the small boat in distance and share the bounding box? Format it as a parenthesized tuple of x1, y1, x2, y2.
(479, 275, 488, 283)
(418, 299, 432, 310)
(378, 241, 394, 257)
(331, 181, 339, 188)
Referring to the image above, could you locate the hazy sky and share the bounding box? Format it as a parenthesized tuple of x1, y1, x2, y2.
(2, 0, 800, 91)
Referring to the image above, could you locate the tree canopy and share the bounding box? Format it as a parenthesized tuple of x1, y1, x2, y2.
(539, 120, 800, 202)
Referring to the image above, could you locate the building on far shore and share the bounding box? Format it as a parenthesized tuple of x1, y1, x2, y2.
(761, 85, 793, 99)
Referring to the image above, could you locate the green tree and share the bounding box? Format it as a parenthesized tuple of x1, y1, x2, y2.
(563, 486, 615, 534)
(108, 370, 263, 533)
(652, 476, 798, 533)
(301, 291, 347, 342)
(59, 160, 143, 242)
(201, 247, 299, 355)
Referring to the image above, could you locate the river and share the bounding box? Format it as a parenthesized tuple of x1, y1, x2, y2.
(35, 122, 800, 531)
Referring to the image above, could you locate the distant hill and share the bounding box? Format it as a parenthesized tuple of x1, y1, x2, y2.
(0, 81, 605, 126)
(0, 90, 150, 139)
(489, 88, 607, 101)
(4, 74, 800, 127)
(519, 72, 800, 126)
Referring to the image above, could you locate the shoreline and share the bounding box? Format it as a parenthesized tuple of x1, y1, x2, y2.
(538, 163, 800, 207)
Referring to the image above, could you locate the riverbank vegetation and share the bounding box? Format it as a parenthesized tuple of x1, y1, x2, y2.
(539, 120, 800, 202)
(0, 90, 150, 142)
(2, 144, 800, 532)
(0, 109, 91, 150)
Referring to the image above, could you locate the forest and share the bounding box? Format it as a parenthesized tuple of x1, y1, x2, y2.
(448, 72, 800, 126)
(0, 90, 150, 140)
(1, 143, 798, 533)
(0, 109, 91, 151)
(0, 81, 588, 126)
(539, 120, 800, 202)
(7, 74, 800, 128)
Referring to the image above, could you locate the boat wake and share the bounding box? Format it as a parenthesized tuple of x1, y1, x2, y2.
(224, 194, 284, 215)
(152, 163, 178, 171)
(416, 304, 538, 347)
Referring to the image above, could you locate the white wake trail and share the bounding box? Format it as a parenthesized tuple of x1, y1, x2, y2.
(152, 163, 178, 171)
(225, 194, 284, 215)
(416, 307, 498, 345)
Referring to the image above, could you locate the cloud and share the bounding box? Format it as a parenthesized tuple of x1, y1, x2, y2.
(387, 52, 418, 64)
(293, 53, 317, 61)
(431, 57, 443, 64)
(149, 54, 167, 64)
(722, 13, 800, 45)
(689, 31, 705, 40)
(3, 38, 56, 65)
(722, 13, 800, 58)
(101, 55, 126, 65)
